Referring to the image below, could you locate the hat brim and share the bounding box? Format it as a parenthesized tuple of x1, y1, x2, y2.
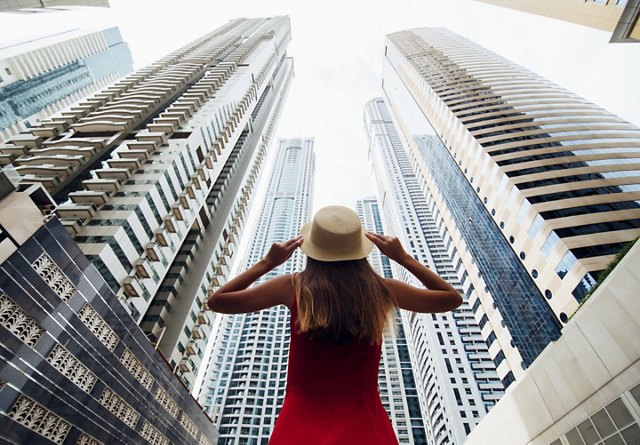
(299, 222, 373, 262)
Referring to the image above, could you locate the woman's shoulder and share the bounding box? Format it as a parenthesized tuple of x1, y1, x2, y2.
(267, 273, 296, 308)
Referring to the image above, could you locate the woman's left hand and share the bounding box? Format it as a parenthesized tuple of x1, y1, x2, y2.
(262, 236, 304, 269)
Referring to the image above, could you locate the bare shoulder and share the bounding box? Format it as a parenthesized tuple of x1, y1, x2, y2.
(265, 274, 296, 308)
(382, 277, 409, 292)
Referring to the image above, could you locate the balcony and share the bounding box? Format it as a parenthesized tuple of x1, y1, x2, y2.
(72, 121, 130, 133)
(68, 191, 109, 207)
(197, 311, 209, 326)
(146, 243, 160, 262)
(105, 158, 141, 171)
(135, 260, 150, 279)
(94, 168, 131, 181)
(136, 131, 168, 146)
(179, 358, 194, 373)
(83, 178, 121, 192)
(55, 203, 96, 221)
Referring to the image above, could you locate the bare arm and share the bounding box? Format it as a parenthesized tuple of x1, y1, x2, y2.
(207, 236, 302, 314)
(365, 232, 462, 313)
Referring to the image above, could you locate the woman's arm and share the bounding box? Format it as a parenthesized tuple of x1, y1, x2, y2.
(207, 236, 303, 314)
(365, 232, 462, 313)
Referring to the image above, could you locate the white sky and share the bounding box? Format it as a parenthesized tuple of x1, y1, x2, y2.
(1, 0, 639, 214)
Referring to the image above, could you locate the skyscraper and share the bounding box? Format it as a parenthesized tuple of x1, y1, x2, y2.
(0, 16, 294, 388)
(0, 26, 133, 141)
(0, 1, 110, 13)
(365, 99, 505, 444)
(0, 172, 216, 444)
(198, 137, 314, 444)
(381, 27, 639, 382)
(356, 197, 428, 444)
(474, 0, 640, 43)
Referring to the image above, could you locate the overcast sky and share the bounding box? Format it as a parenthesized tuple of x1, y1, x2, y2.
(1, 0, 639, 213)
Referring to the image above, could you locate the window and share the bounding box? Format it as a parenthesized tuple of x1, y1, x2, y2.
(555, 251, 577, 279)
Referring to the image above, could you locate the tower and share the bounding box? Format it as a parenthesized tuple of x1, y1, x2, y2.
(356, 197, 428, 444)
(199, 137, 314, 444)
(0, 16, 294, 388)
(381, 27, 639, 383)
(365, 99, 505, 444)
(474, 0, 640, 43)
(0, 26, 133, 141)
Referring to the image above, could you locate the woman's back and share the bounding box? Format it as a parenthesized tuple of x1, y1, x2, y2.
(269, 296, 398, 444)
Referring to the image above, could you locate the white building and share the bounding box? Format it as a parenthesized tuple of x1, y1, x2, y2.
(365, 98, 504, 444)
(0, 25, 133, 142)
(0, 16, 294, 389)
(357, 197, 428, 444)
(199, 137, 315, 444)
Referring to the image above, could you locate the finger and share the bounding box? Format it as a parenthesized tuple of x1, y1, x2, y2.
(366, 232, 385, 242)
(284, 236, 303, 247)
(286, 239, 303, 252)
(288, 238, 303, 249)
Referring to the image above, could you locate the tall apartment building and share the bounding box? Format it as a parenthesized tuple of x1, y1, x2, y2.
(365, 99, 505, 445)
(474, 0, 640, 43)
(356, 197, 428, 444)
(0, 26, 133, 141)
(0, 0, 110, 13)
(198, 137, 314, 445)
(0, 16, 294, 389)
(381, 27, 640, 383)
(0, 172, 217, 444)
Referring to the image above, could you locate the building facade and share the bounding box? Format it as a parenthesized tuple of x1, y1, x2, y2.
(365, 99, 505, 445)
(474, 0, 640, 43)
(467, 239, 640, 445)
(382, 27, 640, 382)
(0, 26, 133, 141)
(0, 173, 217, 444)
(0, 16, 294, 389)
(198, 137, 314, 444)
(0, 0, 110, 13)
(356, 197, 428, 444)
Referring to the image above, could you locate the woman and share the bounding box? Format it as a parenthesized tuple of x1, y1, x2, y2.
(208, 205, 461, 444)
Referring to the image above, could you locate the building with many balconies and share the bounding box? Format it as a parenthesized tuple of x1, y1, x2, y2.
(198, 137, 314, 444)
(0, 16, 294, 389)
(0, 26, 133, 141)
(381, 26, 639, 387)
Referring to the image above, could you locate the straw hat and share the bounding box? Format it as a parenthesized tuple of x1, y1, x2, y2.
(299, 205, 373, 262)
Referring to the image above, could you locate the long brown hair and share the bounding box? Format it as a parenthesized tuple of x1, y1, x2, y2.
(295, 258, 396, 344)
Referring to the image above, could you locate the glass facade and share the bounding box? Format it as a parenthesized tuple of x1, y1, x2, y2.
(418, 132, 562, 363)
(366, 97, 505, 445)
(382, 63, 561, 366)
(0, 27, 133, 132)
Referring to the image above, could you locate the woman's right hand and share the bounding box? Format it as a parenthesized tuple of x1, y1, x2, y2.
(365, 232, 411, 264)
(262, 236, 303, 269)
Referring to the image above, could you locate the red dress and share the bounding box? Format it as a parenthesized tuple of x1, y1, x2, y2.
(270, 298, 399, 444)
